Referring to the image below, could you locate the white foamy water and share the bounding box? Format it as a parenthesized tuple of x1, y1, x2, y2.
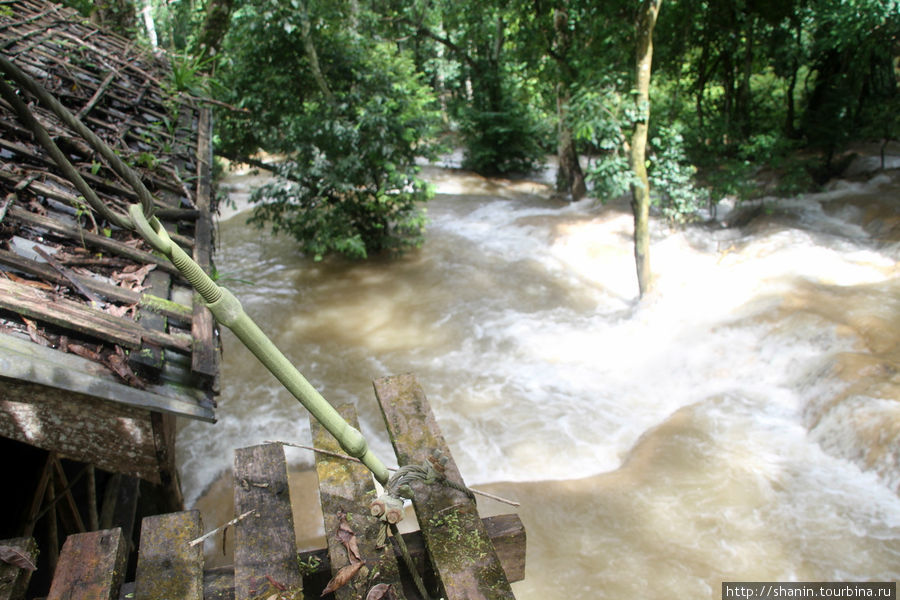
(179, 164, 900, 597)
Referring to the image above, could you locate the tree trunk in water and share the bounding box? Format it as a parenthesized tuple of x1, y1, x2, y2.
(552, 8, 586, 201)
(629, 0, 661, 298)
(196, 0, 235, 59)
(556, 82, 586, 201)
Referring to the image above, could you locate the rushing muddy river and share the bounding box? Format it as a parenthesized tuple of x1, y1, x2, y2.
(178, 156, 900, 599)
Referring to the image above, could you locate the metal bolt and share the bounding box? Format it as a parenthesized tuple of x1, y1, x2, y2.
(370, 499, 386, 517)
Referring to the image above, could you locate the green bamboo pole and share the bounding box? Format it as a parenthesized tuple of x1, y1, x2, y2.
(130, 209, 391, 485)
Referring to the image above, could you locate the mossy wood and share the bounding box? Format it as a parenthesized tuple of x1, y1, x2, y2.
(133, 511, 204, 600)
(46, 528, 126, 600)
(190, 107, 219, 379)
(311, 403, 407, 600)
(292, 514, 526, 585)
(0, 249, 192, 323)
(0, 536, 37, 600)
(373, 374, 515, 600)
(0, 277, 192, 354)
(233, 443, 302, 600)
(129, 269, 171, 373)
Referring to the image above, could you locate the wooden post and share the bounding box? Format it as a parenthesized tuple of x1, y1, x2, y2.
(233, 444, 302, 600)
(134, 511, 203, 600)
(373, 374, 515, 600)
(46, 528, 126, 600)
(311, 404, 406, 600)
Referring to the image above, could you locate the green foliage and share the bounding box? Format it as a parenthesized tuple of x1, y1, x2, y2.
(459, 82, 547, 175)
(647, 126, 708, 222)
(167, 52, 214, 96)
(217, 1, 442, 260)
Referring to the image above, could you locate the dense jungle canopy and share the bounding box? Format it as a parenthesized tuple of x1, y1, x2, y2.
(64, 0, 899, 289)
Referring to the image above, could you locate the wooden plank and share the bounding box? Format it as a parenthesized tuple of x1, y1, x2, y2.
(46, 528, 126, 600)
(190, 107, 218, 379)
(233, 444, 302, 600)
(6, 205, 182, 277)
(294, 514, 526, 586)
(134, 511, 203, 600)
(150, 412, 184, 512)
(0, 537, 37, 600)
(0, 276, 193, 353)
(373, 374, 515, 600)
(311, 404, 406, 600)
(129, 269, 170, 373)
(0, 332, 216, 422)
(0, 376, 161, 482)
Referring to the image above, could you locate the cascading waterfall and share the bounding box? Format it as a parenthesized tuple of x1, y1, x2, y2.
(178, 160, 900, 598)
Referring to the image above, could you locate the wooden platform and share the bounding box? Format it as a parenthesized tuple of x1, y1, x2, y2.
(2, 375, 525, 599)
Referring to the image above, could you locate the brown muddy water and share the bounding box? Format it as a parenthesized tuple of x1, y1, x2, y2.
(179, 160, 900, 599)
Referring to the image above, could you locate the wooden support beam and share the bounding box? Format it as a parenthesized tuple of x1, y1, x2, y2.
(233, 444, 302, 600)
(189, 107, 218, 379)
(46, 528, 126, 600)
(134, 511, 203, 600)
(0, 537, 38, 600)
(311, 404, 406, 600)
(373, 374, 516, 600)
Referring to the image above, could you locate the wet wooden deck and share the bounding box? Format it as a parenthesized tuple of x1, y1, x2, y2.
(0, 375, 525, 599)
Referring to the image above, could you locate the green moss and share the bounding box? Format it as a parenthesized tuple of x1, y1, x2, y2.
(139, 293, 191, 318)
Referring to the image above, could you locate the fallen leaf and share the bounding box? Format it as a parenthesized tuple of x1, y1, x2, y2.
(103, 346, 147, 389)
(320, 561, 364, 597)
(21, 317, 49, 347)
(365, 583, 395, 600)
(336, 512, 362, 562)
(0, 545, 37, 571)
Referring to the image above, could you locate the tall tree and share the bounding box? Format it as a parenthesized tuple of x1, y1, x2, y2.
(629, 0, 661, 297)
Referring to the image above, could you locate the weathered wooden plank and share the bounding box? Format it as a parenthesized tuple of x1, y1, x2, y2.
(150, 412, 184, 512)
(129, 269, 170, 373)
(0, 537, 37, 600)
(190, 107, 218, 379)
(134, 511, 203, 600)
(373, 374, 515, 600)
(233, 444, 302, 600)
(295, 514, 526, 585)
(311, 404, 407, 600)
(6, 205, 182, 277)
(0, 332, 215, 421)
(0, 276, 193, 353)
(0, 376, 161, 482)
(46, 528, 126, 600)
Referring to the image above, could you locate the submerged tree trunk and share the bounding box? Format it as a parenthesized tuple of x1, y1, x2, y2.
(629, 0, 661, 298)
(556, 83, 586, 200)
(552, 7, 586, 201)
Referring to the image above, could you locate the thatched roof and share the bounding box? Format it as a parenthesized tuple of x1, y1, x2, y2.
(0, 0, 219, 425)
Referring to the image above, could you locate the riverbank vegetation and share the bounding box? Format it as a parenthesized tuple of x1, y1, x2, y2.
(72, 0, 898, 271)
